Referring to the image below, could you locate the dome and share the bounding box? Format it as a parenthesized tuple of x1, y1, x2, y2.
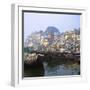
(45, 26, 60, 35)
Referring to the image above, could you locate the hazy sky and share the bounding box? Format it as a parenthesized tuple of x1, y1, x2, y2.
(24, 12, 80, 41)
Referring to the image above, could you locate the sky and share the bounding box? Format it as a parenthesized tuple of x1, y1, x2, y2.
(24, 12, 80, 41)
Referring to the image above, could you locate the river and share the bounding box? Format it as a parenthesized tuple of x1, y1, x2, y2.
(24, 58, 80, 77)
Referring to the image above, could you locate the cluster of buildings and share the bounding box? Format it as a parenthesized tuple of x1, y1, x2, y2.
(24, 27, 80, 53)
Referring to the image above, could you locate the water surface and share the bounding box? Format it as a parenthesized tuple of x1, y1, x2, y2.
(24, 58, 80, 77)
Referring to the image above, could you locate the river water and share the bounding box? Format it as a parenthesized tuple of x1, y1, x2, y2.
(24, 58, 80, 77)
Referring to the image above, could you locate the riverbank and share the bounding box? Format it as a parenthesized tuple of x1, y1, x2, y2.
(24, 51, 80, 65)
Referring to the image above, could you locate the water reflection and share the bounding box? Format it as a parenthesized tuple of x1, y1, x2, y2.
(24, 59, 80, 77)
(44, 62, 80, 76)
